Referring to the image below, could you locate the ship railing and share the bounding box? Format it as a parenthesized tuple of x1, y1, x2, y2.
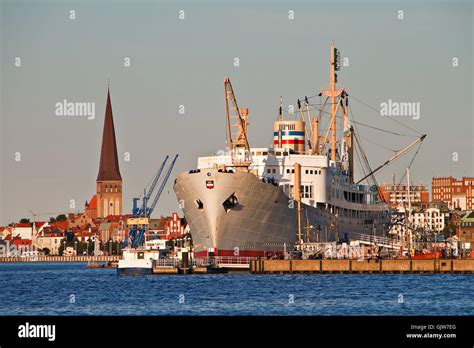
(192, 256, 252, 267)
(350, 232, 401, 248)
(192, 258, 210, 267)
(153, 259, 181, 268)
(214, 256, 252, 265)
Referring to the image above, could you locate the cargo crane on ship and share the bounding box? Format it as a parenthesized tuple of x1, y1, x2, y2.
(224, 77, 252, 170)
(126, 154, 178, 248)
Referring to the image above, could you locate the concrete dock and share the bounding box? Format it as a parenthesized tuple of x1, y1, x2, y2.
(250, 258, 474, 274)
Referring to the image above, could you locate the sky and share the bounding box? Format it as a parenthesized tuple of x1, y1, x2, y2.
(0, 0, 472, 225)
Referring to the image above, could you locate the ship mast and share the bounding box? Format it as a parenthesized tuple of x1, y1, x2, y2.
(321, 41, 343, 163)
(330, 41, 337, 162)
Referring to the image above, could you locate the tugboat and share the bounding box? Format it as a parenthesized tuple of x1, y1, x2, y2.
(118, 238, 168, 275)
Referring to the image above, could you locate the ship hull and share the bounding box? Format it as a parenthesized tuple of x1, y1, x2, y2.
(174, 169, 389, 257)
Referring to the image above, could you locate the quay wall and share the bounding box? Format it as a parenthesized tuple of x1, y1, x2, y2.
(251, 259, 474, 274)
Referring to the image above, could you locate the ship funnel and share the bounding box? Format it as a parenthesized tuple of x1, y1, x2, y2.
(273, 120, 306, 154)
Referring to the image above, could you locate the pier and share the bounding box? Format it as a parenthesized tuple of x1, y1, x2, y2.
(250, 258, 474, 274)
(152, 256, 251, 274)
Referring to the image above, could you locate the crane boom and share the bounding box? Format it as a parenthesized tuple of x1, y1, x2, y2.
(140, 155, 169, 214)
(147, 154, 178, 217)
(224, 77, 252, 168)
(356, 134, 426, 184)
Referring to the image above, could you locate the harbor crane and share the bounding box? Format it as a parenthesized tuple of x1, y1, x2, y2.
(146, 154, 178, 218)
(224, 77, 252, 169)
(137, 155, 169, 216)
(127, 154, 179, 248)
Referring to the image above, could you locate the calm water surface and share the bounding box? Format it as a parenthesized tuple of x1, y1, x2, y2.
(0, 263, 472, 315)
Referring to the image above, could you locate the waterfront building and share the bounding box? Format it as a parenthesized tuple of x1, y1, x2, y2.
(432, 176, 474, 210)
(11, 223, 33, 240)
(50, 220, 69, 231)
(31, 221, 49, 247)
(379, 182, 429, 209)
(35, 228, 64, 255)
(390, 204, 447, 236)
(67, 213, 93, 229)
(33, 222, 49, 235)
(98, 220, 123, 242)
(84, 195, 98, 219)
(10, 237, 32, 249)
(75, 230, 96, 243)
(147, 217, 168, 239)
(165, 212, 186, 240)
(457, 211, 474, 245)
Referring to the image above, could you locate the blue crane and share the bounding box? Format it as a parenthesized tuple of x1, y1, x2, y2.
(146, 154, 178, 217)
(126, 154, 179, 248)
(139, 155, 169, 216)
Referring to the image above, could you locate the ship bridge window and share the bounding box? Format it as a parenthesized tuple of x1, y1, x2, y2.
(195, 199, 204, 209)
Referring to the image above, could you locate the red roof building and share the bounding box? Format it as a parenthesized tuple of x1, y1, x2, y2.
(11, 238, 32, 247)
(50, 220, 69, 231)
(85, 195, 98, 219)
(165, 212, 186, 240)
(432, 177, 474, 210)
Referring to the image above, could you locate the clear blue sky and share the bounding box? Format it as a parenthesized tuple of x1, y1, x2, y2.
(0, 0, 472, 224)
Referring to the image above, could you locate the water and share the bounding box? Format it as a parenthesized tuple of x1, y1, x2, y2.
(0, 263, 472, 316)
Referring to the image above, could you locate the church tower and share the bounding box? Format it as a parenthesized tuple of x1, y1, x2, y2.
(96, 88, 122, 218)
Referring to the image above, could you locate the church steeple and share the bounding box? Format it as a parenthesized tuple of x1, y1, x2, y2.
(97, 88, 122, 181)
(96, 87, 122, 218)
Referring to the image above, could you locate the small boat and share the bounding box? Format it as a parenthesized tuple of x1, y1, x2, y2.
(86, 261, 118, 268)
(413, 251, 440, 259)
(86, 261, 105, 268)
(118, 248, 160, 274)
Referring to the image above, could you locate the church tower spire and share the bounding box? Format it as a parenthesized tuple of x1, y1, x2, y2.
(96, 87, 122, 218)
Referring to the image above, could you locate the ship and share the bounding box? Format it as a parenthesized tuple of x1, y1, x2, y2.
(174, 42, 426, 258)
